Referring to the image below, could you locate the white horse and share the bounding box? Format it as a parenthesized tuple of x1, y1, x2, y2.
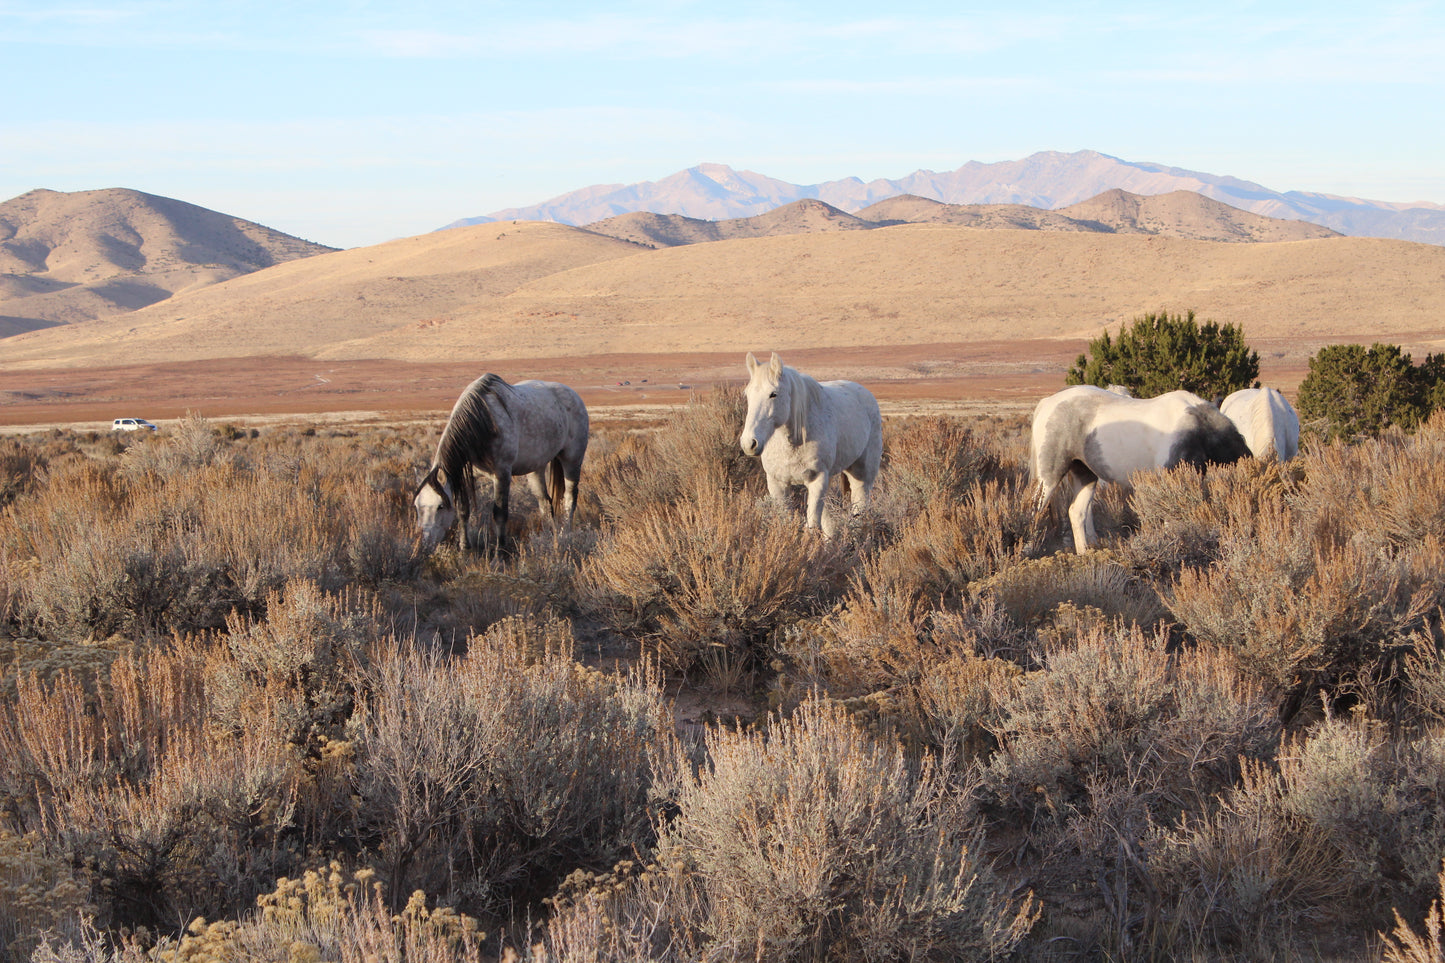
(1220, 387, 1300, 461)
(1031, 385, 1251, 552)
(414, 374, 589, 551)
(739, 352, 882, 536)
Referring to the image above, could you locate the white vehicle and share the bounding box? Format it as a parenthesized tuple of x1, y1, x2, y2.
(111, 418, 159, 432)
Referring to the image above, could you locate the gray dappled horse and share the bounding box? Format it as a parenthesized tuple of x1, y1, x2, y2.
(414, 374, 589, 551)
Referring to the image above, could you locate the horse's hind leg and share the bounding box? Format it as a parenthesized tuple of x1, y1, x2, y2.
(560, 457, 581, 528)
(526, 469, 552, 516)
(1066, 468, 1100, 553)
(843, 445, 878, 516)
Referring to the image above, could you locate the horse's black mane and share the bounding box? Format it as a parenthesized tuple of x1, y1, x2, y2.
(431, 373, 513, 517)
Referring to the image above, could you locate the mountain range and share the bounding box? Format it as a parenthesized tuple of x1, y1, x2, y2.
(447, 150, 1445, 246)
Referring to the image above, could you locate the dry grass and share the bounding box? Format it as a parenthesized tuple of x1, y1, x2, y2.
(538, 699, 1038, 962)
(5, 398, 1445, 962)
(583, 487, 850, 686)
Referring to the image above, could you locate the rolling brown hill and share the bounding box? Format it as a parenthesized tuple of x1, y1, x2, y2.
(856, 195, 1098, 232)
(858, 190, 1339, 243)
(0, 188, 336, 336)
(5, 218, 1442, 375)
(0, 220, 646, 366)
(450, 151, 1445, 244)
(586, 198, 876, 248)
(1058, 189, 1340, 242)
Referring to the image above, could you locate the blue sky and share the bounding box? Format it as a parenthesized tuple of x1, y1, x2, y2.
(3, 1, 1442, 248)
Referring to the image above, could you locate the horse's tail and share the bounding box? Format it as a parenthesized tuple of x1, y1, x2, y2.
(547, 454, 566, 520)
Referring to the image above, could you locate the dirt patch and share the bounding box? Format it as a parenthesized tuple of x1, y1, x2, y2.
(0, 334, 1332, 432)
(0, 341, 1077, 429)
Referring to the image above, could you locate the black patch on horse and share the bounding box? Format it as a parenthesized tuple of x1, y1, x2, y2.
(1168, 404, 1251, 470)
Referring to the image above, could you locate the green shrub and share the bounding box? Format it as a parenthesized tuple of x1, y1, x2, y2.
(1066, 309, 1259, 398)
(1296, 343, 1445, 440)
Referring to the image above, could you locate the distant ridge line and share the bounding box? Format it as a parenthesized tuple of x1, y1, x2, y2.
(444, 150, 1445, 246)
(578, 190, 1339, 248)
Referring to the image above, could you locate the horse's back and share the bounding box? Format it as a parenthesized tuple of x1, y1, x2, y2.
(1222, 387, 1298, 460)
(504, 380, 590, 473)
(821, 379, 881, 422)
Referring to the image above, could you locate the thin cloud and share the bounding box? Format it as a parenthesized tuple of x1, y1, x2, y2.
(766, 76, 1049, 96)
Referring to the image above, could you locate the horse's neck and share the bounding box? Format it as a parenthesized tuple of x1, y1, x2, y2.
(435, 392, 504, 476)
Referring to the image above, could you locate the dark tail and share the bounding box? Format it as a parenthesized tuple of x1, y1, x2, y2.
(548, 455, 567, 519)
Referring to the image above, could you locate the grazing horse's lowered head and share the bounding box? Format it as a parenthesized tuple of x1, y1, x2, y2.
(413, 466, 460, 547)
(740, 351, 810, 455)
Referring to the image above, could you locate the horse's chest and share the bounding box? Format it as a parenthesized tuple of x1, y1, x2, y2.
(761, 435, 824, 482)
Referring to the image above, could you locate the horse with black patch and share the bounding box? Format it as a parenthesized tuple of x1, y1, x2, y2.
(1031, 385, 1250, 552)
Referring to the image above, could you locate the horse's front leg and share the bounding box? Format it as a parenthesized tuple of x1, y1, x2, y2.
(491, 470, 513, 551)
(804, 469, 831, 535)
(454, 475, 472, 552)
(456, 501, 470, 551)
(525, 470, 552, 516)
(765, 471, 789, 506)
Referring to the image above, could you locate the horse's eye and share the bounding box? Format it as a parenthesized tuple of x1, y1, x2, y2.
(769, 392, 777, 399)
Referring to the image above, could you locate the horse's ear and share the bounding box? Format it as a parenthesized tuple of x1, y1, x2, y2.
(746, 352, 758, 375)
(768, 352, 783, 378)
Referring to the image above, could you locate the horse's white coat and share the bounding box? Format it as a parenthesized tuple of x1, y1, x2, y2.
(415, 376, 589, 550)
(1031, 385, 1250, 553)
(1220, 387, 1300, 462)
(740, 352, 882, 536)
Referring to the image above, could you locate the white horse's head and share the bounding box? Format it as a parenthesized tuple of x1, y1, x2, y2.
(740, 351, 797, 456)
(413, 467, 457, 546)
